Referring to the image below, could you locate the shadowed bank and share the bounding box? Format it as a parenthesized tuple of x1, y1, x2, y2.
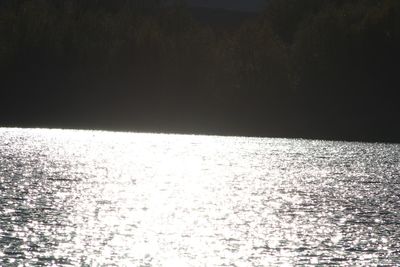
(1, 0, 399, 142)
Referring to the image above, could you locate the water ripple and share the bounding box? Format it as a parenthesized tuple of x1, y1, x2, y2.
(0, 128, 399, 266)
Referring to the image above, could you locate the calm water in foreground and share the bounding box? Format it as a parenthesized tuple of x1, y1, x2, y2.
(0, 128, 399, 266)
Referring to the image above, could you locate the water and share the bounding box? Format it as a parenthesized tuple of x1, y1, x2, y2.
(0, 128, 399, 266)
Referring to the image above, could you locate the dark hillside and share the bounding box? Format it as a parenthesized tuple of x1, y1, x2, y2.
(1, 0, 400, 143)
(189, 7, 255, 28)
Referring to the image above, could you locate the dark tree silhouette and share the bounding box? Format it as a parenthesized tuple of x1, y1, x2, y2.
(1, 0, 399, 142)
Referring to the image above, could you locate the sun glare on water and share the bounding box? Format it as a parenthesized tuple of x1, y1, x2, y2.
(0, 128, 399, 266)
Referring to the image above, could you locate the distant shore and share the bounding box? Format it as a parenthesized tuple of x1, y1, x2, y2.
(1, 0, 399, 144)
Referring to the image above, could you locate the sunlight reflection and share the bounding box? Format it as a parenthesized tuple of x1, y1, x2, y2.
(1, 128, 399, 266)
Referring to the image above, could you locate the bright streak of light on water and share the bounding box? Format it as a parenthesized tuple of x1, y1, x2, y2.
(0, 128, 399, 266)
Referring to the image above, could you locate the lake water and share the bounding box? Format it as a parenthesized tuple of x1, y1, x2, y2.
(0, 128, 399, 266)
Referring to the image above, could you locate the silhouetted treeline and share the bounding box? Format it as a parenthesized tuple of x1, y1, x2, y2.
(1, 0, 399, 142)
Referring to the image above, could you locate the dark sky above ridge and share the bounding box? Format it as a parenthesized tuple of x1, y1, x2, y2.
(187, 0, 265, 12)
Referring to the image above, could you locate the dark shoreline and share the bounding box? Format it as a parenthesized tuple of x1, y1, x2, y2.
(1, 121, 399, 145)
(1, 1, 400, 144)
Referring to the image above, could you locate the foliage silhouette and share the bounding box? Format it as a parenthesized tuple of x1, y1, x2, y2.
(0, 0, 399, 142)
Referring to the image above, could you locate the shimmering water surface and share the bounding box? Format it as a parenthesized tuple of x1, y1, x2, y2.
(0, 128, 399, 266)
